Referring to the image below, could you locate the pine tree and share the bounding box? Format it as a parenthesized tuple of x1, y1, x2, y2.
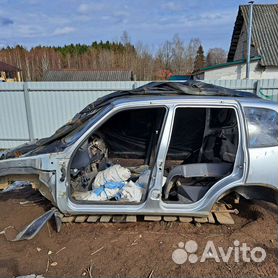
(194, 45, 206, 72)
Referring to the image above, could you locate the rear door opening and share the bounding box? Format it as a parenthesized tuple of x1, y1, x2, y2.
(162, 107, 239, 204)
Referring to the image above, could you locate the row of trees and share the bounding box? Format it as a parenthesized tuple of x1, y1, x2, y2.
(0, 34, 227, 81)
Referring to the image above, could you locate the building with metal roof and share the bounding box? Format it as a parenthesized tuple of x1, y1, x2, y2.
(228, 4, 278, 67)
(0, 61, 22, 82)
(194, 4, 278, 80)
(42, 70, 134, 81)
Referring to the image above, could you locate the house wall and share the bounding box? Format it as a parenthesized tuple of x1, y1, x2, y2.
(203, 62, 278, 80)
(0, 70, 22, 82)
(261, 67, 278, 79)
(234, 25, 246, 61)
(203, 61, 261, 80)
(233, 24, 258, 61)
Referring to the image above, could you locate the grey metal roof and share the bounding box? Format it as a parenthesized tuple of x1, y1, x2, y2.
(0, 61, 21, 71)
(42, 70, 134, 81)
(228, 4, 278, 66)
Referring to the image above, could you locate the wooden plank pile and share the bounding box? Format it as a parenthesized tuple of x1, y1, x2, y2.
(61, 202, 237, 225)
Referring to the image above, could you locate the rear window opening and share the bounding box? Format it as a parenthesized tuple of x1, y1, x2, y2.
(162, 107, 239, 204)
(69, 107, 166, 204)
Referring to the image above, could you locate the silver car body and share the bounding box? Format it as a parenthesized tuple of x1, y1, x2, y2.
(1, 94, 277, 217)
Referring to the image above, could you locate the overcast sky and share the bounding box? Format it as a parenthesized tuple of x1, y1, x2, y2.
(0, 0, 277, 52)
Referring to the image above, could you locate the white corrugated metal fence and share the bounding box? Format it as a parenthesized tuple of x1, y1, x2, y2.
(0, 79, 277, 149)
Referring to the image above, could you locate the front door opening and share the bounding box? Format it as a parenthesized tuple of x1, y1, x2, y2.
(162, 107, 239, 204)
(69, 107, 166, 203)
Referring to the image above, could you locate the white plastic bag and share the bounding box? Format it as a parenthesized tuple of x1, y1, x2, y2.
(94, 164, 131, 187)
(119, 181, 144, 202)
(73, 181, 125, 201)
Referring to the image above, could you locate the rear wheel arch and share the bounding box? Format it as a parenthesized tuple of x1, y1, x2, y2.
(214, 184, 278, 205)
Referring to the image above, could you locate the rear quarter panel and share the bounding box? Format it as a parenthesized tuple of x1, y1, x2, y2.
(246, 147, 278, 187)
(242, 100, 278, 189)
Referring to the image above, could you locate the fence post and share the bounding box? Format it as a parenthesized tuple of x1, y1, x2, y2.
(23, 82, 34, 141)
(132, 81, 137, 89)
(255, 80, 261, 96)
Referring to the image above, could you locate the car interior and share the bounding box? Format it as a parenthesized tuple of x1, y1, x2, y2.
(163, 107, 238, 204)
(69, 106, 239, 204)
(69, 107, 166, 203)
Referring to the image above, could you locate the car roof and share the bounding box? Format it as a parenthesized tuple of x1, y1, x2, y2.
(78, 81, 260, 115)
(110, 94, 277, 109)
(134, 81, 257, 98)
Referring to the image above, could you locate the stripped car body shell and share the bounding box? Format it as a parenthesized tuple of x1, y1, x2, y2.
(0, 81, 277, 221)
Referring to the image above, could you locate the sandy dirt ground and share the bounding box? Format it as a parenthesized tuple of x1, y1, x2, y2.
(0, 188, 277, 278)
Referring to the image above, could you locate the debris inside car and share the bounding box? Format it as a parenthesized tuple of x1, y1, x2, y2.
(72, 164, 148, 202)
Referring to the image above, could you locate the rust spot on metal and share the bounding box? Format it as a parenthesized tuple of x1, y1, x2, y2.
(15, 151, 22, 158)
(75, 119, 83, 126)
